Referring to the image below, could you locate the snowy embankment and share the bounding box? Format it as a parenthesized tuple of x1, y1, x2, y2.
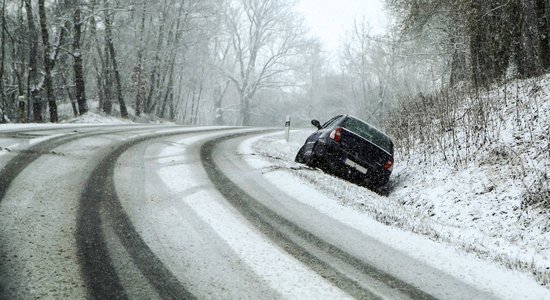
(242, 131, 549, 295)
(242, 76, 550, 291)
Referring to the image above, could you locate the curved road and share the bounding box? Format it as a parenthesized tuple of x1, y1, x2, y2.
(0, 125, 499, 299)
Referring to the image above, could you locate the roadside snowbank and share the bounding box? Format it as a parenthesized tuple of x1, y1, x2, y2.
(385, 74, 550, 286)
(63, 111, 134, 124)
(243, 128, 550, 294)
(242, 74, 550, 288)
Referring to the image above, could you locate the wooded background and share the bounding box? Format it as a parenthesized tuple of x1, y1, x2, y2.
(1, 0, 549, 127)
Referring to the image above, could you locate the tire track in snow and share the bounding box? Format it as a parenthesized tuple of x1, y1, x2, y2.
(0, 127, 121, 203)
(0, 125, 187, 299)
(77, 127, 243, 299)
(201, 133, 437, 300)
(0, 125, 162, 202)
(0, 134, 72, 201)
(0, 125, 163, 299)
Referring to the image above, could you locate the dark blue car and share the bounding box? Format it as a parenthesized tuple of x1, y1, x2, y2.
(295, 115, 394, 188)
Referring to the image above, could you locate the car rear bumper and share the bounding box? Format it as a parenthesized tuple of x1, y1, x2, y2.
(314, 139, 391, 186)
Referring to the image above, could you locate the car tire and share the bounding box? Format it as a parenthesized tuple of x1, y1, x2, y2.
(305, 142, 320, 168)
(295, 145, 306, 163)
(369, 174, 389, 189)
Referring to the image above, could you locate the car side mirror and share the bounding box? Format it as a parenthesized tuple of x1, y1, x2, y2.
(311, 119, 321, 129)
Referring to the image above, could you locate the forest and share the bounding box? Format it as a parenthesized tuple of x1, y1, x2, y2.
(0, 0, 550, 128)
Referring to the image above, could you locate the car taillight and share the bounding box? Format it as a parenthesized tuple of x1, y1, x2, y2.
(384, 159, 394, 171)
(330, 127, 342, 143)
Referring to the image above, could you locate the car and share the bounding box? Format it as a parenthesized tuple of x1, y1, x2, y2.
(295, 115, 394, 188)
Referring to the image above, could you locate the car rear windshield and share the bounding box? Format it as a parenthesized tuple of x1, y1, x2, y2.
(342, 117, 393, 154)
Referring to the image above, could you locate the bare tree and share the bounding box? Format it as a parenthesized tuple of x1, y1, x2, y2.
(158, 1, 188, 119)
(0, 0, 5, 123)
(25, 0, 40, 122)
(144, 0, 169, 115)
(103, 0, 128, 118)
(222, 0, 309, 125)
(38, 0, 58, 122)
(132, 0, 147, 117)
(12, 2, 27, 122)
(72, 0, 87, 115)
(342, 19, 374, 117)
(88, 0, 109, 113)
(388, 0, 550, 87)
(514, 0, 544, 77)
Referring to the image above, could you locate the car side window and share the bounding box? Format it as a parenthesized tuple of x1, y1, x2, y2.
(321, 116, 341, 129)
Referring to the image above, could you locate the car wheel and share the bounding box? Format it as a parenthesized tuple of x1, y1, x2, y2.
(368, 174, 390, 189)
(305, 142, 320, 168)
(295, 145, 306, 163)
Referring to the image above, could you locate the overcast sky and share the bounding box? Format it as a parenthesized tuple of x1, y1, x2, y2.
(296, 0, 389, 55)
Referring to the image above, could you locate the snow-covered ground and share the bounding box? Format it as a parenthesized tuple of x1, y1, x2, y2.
(241, 129, 550, 297)
(391, 75, 550, 286)
(2, 74, 548, 296)
(241, 75, 550, 291)
(114, 131, 352, 299)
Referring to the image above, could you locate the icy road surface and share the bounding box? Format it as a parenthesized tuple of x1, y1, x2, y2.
(0, 124, 548, 299)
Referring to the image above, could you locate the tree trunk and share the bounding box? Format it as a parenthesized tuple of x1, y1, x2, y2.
(88, 1, 108, 114)
(102, 43, 113, 115)
(168, 92, 174, 121)
(0, 0, 5, 123)
(25, 0, 41, 122)
(38, 0, 57, 123)
(134, 1, 147, 117)
(192, 81, 203, 125)
(468, 1, 514, 86)
(159, 76, 172, 118)
(544, 0, 550, 69)
(146, 0, 169, 114)
(159, 1, 185, 120)
(72, 4, 87, 115)
(155, 17, 174, 118)
(448, 26, 468, 87)
(189, 85, 196, 124)
(60, 70, 78, 116)
(13, 4, 25, 122)
(516, 0, 544, 77)
(103, 1, 128, 118)
(240, 91, 251, 126)
(214, 80, 230, 126)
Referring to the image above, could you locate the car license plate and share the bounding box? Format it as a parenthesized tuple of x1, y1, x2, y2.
(344, 158, 367, 174)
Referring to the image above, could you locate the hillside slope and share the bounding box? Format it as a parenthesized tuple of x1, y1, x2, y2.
(250, 75, 550, 288)
(385, 75, 550, 286)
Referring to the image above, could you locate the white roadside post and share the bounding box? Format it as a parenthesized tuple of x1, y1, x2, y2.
(18, 95, 26, 122)
(284, 115, 291, 142)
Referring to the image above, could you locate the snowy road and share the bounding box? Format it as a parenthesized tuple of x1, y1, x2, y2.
(0, 124, 542, 299)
